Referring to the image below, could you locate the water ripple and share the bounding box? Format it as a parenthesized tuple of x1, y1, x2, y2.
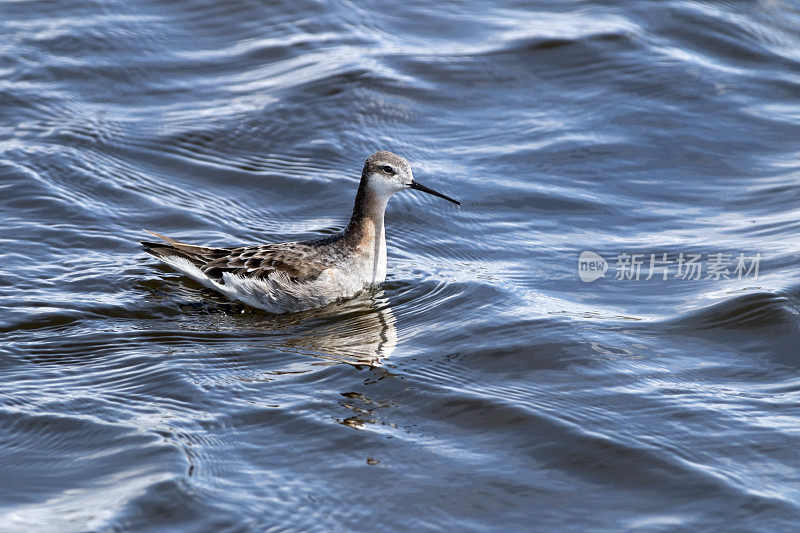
(3, 0, 800, 530)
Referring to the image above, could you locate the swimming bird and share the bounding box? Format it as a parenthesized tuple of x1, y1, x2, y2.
(141, 151, 460, 313)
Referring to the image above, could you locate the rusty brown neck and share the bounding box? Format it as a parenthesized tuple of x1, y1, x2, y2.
(344, 174, 388, 251)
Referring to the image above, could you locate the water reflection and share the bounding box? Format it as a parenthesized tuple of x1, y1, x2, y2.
(338, 390, 398, 431)
(259, 292, 398, 367)
(195, 289, 398, 367)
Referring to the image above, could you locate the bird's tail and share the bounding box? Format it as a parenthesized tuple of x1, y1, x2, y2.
(140, 229, 222, 267)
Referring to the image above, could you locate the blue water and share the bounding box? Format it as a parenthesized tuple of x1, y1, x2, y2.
(2, 0, 800, 530)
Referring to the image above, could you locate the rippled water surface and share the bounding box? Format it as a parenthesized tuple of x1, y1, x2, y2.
(3, 0, 800, 530)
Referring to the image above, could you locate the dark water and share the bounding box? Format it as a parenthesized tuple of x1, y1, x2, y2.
(2, 0, 800, 530)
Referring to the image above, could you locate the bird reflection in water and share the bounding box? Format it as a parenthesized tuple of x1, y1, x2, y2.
(198, 289, 398, 368)
(264, 292, 397, 367)
(220, 292, 399, 433)
(146, 284, 400, 436)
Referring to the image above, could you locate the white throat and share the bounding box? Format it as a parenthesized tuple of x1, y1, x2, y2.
(365, 179, 395, 284)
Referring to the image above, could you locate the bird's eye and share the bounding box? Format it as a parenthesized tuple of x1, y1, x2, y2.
(381, 165, 395, 174)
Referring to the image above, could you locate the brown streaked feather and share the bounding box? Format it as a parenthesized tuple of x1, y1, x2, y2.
(200, 243, 333, 282)
(141, 230, 335, 284)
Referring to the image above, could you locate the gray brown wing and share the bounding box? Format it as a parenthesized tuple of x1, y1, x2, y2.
(199, 242, 332, 283)
(141, 230, 334, 284)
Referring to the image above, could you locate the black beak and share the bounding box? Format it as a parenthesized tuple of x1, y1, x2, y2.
(409, 180, 461, 206)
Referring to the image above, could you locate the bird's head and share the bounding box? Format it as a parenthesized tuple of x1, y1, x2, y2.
(362, 151, 460, 205)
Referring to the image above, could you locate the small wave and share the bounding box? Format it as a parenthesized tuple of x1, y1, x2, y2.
(667, 291, 799, 331)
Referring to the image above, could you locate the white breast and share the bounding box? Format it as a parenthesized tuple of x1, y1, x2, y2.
(371, 223, 387, 285)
